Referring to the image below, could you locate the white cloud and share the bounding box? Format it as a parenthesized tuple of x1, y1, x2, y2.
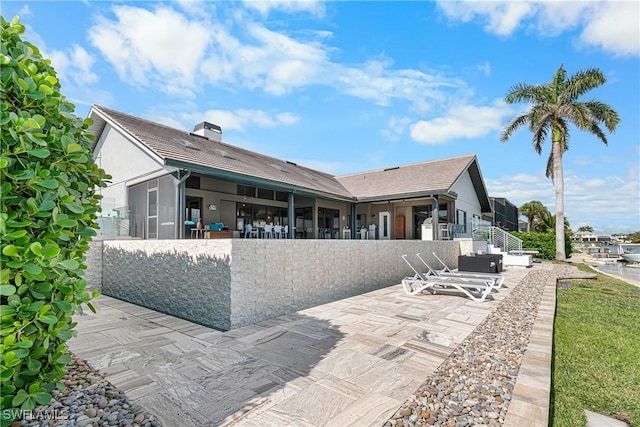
(580, 1, 640, 57)
(486, 166, 640, 233)
(381, 116, 412, 142)
(196, 108, 300, 131)
(88, 5, 212, 96)
(88, 4, 468, 111)
(436, 1, 534, 36)
(47, 45, 98, 85)
(436, 0, 640, 57)
(409, 100, 514, 144)
(242, 0, 326, 17)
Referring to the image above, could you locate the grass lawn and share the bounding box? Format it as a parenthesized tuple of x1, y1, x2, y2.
(550, 263, 640, 427)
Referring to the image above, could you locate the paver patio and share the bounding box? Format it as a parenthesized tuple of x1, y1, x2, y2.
(69, 266, 532, 426)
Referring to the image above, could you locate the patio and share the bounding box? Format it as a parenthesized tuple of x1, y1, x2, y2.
(68, 263, 550, 426)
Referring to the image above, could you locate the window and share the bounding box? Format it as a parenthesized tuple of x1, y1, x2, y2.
(318, 207, 339, 239)
(185, 176, 200, 189)
(456, 209, 467, 234)
(257, 188, 274, 200)
(237, 185, 256, 198)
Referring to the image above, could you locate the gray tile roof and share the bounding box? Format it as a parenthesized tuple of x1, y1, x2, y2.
(90, 106, 354, 200)
(89, 105, 489, 210)
(336, 155, 480, 202)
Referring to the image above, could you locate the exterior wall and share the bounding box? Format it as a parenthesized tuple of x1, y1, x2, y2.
(451, 170, 483, 235)
(89, 239, 459, 331)
(85, 241, 103, 291)
(94, 125, 167, 210)
(100, 240, 233, 330)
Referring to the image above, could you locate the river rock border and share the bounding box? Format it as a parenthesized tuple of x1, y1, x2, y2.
(385, 263, 592, 427)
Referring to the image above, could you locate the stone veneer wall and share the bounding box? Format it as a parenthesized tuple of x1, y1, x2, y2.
(85, 241, 103, 292)
(91, 239, 460, 331)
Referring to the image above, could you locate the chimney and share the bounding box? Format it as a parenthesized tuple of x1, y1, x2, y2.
(193, 121, 222, 142)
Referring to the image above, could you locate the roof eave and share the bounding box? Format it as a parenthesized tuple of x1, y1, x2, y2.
(355, 189, 451, 203)
(165, 159, 356, 202)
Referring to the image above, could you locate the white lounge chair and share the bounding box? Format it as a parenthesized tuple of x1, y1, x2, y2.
(401, 255, 495, 302)
(431, 252, 505, 288)
(416, 253, 502, 289)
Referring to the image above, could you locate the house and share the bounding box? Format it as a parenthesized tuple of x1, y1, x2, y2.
(88, 105, 492, 240)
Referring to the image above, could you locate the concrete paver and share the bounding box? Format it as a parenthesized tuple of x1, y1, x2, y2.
(69, 266, 531, 426)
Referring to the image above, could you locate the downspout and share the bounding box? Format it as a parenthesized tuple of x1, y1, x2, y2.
(176, 170, 191, 239)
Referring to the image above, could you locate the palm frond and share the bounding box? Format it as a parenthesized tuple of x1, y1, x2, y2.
(505, 83, 548, 104)
(589, 123, 609, 146)
(584, 100, 621, 132)
(500, 114, 529, 142)
(562, 67, 606, 103)
(532, 125, 548, 155)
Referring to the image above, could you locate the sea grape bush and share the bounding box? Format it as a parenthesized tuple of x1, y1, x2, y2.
(511, 232, 573, 260)
(0, 16, 110, 425)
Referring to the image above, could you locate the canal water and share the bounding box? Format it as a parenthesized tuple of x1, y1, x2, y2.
(593, 261, 640, 285)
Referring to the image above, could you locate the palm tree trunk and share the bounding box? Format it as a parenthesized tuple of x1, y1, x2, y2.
(552, 128, 566, 261)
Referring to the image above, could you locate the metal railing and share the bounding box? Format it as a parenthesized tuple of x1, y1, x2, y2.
(472, 220, 523, 255)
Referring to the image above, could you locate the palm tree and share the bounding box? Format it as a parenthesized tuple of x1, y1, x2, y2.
(537, 213, 570, 234)
(501, 65, 620, 261)
(519, 200, 549, 232)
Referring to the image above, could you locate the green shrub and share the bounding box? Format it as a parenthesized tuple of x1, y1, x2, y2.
(0, 16, 109, 425)
(512, 231, 573, 260)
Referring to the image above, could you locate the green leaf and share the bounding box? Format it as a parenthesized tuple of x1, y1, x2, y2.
(29, 242, 43, 256)
(0, 157, 10, 168)
(38, 313, 58, 325)
(53, 300, 72, 312)
(2, 245, 19, 257)
(26, 91, 45, 100)
(38, 199, 56, 211)
(13, 340, 33, 349)
(0, 368, 15, 382)
(34, 392, 51, 405)
(55, 218, 77, 228)
(63, 201, 84, 214)
(56, 354, 71, 364)
(57, 259, 79, 270)
(12, 390, 29, 406)
(0, 285, 16, 296)
(27, 148, 50, 158)
(23, 263, 42, 275)
(35, 179, 59, 189)
(66, 143, 83, 153)
(42, 244, 60, 257)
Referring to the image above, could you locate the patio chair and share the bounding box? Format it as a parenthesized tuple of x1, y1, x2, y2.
(244, 224, 258, 238)
(274, 225, 282, 239)
(401, 255, 495, 302)
(431, 252, 505, 288)
(416, 253, 500, 288)
(263, 224, 273, 238)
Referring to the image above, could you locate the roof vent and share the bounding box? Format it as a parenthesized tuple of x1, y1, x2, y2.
(285, 160, 297, 166)
(384, 166, 400, 171)
(213, 148, 236, 160)
(192, 121, 222, 142)
(175, 138, 200, 150)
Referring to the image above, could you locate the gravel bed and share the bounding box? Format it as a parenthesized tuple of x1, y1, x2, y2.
(15, 355, 161, 427)
(384, 264, 587, 427)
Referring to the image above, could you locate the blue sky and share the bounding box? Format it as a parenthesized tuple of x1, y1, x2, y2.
(4, 0, 639, 234)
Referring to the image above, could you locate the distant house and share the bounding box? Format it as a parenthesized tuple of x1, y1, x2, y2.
(89, 105, 492, 240)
